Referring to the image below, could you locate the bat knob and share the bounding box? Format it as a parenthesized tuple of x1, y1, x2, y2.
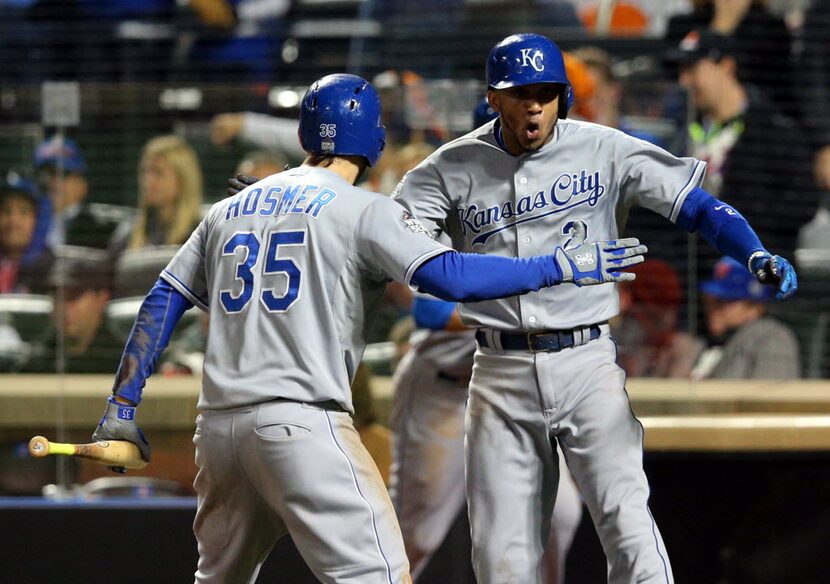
(28, 436, 50, 458)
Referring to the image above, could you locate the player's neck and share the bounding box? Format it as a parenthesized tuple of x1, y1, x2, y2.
(303, 156, 365, 185)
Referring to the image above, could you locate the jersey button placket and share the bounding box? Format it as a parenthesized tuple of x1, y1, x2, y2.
(515, 166, 536, 330)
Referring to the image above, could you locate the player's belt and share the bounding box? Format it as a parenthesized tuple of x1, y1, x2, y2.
(475, 323, 603, 353)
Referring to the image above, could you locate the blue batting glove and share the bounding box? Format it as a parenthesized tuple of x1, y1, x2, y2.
(749, 252, 798, 301)
(92, 396, 151, 473)
(554, 238, 648, 286)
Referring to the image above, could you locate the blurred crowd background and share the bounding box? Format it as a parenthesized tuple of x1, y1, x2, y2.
(1, 0, 829, 490)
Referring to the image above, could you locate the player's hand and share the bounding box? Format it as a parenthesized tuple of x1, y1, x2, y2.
(226, 173, 260, 197)
(92, 396, 151, 473)
(554, 238, 647, 286)
(749, 252, 797, 301)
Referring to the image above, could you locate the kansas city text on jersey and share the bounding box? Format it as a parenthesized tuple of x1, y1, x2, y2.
(458, 169, 606, 245)
(225, 184, 338, 221)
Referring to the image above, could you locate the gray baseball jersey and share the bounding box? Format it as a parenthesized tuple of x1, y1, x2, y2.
(393, 118, 705, 329)
(393, 119, 704, 584)
(162, 165, 449, 413)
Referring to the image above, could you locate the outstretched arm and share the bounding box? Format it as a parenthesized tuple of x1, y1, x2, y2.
(410, 239, 647, 303)
(676, 187, 797, 299)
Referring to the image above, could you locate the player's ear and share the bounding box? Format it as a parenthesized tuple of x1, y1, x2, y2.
(486, 90, 500, 115)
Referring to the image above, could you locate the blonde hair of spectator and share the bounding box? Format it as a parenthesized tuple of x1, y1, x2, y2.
(131, 135, 203, 249)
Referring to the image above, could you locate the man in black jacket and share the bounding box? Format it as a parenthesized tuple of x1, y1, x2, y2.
(22, 245, 124, 374)
(34, 136, 125, 251)
(668, 29, 817, 268)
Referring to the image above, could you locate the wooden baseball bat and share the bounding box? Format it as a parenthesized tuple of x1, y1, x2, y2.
(28, 435, 147, 470)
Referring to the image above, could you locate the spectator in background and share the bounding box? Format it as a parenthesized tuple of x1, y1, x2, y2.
(570, 45, 666, 146)
(612, 259, 703, 378)
(668, 28, 816, 264)
(22, 246, 124, 373)
(114, 134, 203, 252)
(34, 136, 122, 251)
(691, 256, 800, 379)
(0, 172, 52, 294)
(184, 0, 290, 83)
(665, 0, 795, 116)
(210, 111, 305, 160)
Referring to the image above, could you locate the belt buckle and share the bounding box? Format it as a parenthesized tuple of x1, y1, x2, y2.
(527, 331, 561, 352)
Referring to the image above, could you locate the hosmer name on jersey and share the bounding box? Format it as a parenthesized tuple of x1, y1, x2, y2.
(225, 184, 338, 221)
(459, 169, 606, 245)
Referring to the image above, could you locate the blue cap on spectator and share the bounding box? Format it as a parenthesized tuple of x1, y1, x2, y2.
(34, 136, 87, 174)
(700, 257, 772, 302)
(1, 170, 40, 204)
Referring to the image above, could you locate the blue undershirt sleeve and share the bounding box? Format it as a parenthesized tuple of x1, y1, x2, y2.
(111, 277, 195, 404)
(412, 297, 457, 330)
(410, 251, 562, 303)
(675, 187, 766, 266)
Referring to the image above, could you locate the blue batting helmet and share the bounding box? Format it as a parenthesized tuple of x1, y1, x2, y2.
(486, 33, 573, 119)
(298, 74, 386, 167)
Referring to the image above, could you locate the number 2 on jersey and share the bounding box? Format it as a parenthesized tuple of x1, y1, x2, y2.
(220, 230, 306, 314)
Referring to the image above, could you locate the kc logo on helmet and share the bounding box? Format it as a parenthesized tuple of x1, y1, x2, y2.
(520, 48, 545, 72)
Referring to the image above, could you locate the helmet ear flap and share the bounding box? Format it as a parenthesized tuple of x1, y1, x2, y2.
(560, 85, 573, 119)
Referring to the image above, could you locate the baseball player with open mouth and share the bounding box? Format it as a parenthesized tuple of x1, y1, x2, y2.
(392, 33, 797, 584)
(388, 98, 583, 584)
(88, 72, 647, 584)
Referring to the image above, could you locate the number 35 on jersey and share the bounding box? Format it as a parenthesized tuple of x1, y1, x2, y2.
(220, 229, 306, 314)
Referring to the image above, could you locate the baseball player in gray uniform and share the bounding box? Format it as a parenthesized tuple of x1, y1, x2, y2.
(88, 73, 648, 584)
(388, 100, 582, 584)
(392, 33, 798, 584)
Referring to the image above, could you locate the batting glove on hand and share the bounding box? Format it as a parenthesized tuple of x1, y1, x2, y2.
(92, 396, 151, 473)
(226, 173, 260, 197)
(554, 238, 647, 286)
(749, 252, 798, 300)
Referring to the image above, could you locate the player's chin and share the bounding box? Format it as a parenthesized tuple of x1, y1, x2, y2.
(522, 123, 552, 150)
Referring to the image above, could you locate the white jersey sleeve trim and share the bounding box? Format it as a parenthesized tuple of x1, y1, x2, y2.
(669, 160, 706, 223)
(160, 269, 209, 312)
(404, 248, 451, 291)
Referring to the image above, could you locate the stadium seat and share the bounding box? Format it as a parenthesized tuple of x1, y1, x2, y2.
(113, 246, 181, 299)
(106, 297, 201, 346)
